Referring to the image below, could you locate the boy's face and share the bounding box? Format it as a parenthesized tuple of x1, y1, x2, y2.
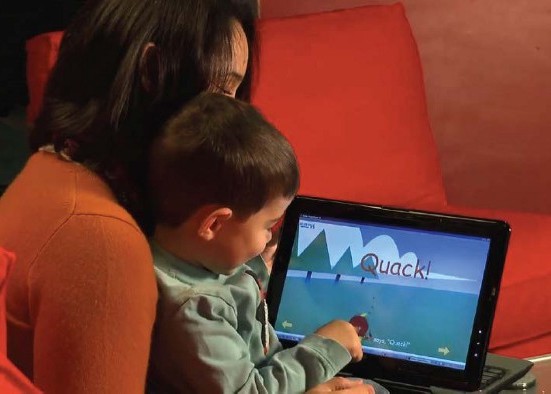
(209, 196, 293, 275)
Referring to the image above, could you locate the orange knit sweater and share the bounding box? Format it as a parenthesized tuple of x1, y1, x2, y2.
(0, 152, 157, 393)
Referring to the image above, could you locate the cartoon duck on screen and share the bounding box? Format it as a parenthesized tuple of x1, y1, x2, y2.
(349, 313, 373, 341)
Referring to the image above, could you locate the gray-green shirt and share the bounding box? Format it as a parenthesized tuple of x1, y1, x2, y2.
(149, 241, 351, 393)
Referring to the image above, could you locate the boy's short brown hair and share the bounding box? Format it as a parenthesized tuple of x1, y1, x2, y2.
(149, 92, 300, 226)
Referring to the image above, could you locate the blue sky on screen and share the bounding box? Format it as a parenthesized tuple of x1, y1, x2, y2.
(295, 217, 491, 294)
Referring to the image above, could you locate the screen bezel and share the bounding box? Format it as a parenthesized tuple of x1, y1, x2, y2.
(267, 196, 510, 391)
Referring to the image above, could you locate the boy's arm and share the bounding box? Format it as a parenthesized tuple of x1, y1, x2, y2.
(262, 326, 353, 391)
(151, 293, 351, 393)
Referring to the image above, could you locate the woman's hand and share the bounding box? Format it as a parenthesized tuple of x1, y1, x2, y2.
(307, 377, 375, 393)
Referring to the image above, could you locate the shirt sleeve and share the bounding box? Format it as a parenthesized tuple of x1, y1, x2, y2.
(28, 215, 158, 393)
(152, 293, 351, 394)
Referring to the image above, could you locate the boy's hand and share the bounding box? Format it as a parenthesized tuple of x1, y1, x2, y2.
(315, 320, 363, 362)
(260, 243, 277, 274)
(261, 224, 282, 274)
(307, 377, 375, 393)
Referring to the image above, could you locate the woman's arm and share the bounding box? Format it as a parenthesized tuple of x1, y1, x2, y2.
(29, 215, 157, 393)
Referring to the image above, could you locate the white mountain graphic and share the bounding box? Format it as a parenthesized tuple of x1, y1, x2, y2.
(298, 221, 417, 268)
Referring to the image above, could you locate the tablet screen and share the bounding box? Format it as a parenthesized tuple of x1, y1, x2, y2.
(274, 214, 491, 370)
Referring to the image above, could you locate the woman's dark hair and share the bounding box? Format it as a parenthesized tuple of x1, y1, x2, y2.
(30, 0, 258, 232)
(149, 93, 300, 226)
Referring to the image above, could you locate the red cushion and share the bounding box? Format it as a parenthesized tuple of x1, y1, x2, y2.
(25, 31, 64, 125)
(0, 248, 13, 355)
(254, 4, 447, 207)
(0, 353, 42, 393)
(0, 248, 41, 393)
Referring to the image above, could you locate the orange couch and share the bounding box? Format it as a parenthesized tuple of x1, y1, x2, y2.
(24, 3, 551, 359)
(252, 4, 551, 359)
(0, 249, 41, 393)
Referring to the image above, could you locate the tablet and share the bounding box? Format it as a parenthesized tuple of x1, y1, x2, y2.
(267, 196, 511, 391)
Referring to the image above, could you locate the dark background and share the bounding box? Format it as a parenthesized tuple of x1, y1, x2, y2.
(0, 0, 85, 115)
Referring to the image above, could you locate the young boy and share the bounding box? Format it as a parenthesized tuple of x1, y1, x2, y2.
(147, 93, 376, 393)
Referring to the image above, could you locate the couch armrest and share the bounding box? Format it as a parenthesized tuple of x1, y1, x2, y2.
(443, 204, 551, 357)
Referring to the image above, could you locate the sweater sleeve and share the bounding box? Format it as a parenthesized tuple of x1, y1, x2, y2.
(153, 293, 351, 394)
(28, 215, 158, 393)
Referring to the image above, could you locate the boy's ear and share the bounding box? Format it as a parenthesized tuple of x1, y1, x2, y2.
(198, 207, 233, 241)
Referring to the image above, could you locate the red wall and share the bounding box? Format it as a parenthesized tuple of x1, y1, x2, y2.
(261, 0, 551, 215)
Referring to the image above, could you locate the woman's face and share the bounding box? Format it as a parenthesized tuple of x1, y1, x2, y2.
(210, 22, 249, 98)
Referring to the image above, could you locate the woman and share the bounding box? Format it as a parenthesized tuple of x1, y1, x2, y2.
(0, 0, 257, 392)
(0, 0, 376, 391)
